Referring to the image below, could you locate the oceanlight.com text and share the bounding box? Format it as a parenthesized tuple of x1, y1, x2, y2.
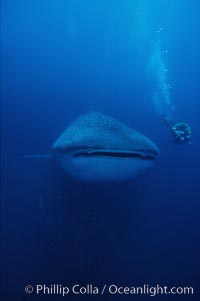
(25, 283, 194, 297)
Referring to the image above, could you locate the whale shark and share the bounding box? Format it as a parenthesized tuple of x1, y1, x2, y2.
(51, 111, 160, 181)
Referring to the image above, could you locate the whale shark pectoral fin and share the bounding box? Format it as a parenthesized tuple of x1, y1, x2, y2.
(20, 154, 52, 159)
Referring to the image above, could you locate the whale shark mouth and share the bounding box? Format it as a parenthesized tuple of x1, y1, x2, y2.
(56, 147, 158, 160)
(73, 149, 157, 160)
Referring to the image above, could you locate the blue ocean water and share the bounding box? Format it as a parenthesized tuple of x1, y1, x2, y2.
(1, 0, 200, 300)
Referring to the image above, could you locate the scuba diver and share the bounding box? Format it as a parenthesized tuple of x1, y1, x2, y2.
(161, 115, 192, 144)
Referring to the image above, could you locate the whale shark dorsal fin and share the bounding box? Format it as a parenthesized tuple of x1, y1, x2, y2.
(20, 154, 52, 159)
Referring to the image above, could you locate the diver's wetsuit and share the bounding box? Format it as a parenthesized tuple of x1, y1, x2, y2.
(161, 115, 191, 144)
